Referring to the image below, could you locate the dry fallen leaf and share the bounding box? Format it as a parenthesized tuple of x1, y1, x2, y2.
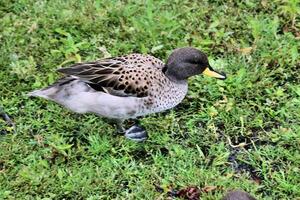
(252, 176, 261, 185)
(177, 186, 201, 200)
(154, 184, 201, 200)
(261, 0, 267, 7)
(28, 22, 38, 33)
(34, 134, 44, 146)
(202, 185, 217, 193)
(98, 46, 111, 58)
(238, 47, 253, 55)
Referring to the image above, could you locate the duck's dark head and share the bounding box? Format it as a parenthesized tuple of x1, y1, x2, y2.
(164, 47, 226, 81)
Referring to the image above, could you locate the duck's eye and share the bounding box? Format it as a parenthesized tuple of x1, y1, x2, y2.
(162, 66, 168, 73)
(188, 59, 199, 65)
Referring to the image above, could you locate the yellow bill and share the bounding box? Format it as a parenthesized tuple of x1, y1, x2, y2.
(202, 67, 226, 80)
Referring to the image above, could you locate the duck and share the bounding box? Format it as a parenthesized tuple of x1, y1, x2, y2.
(28, 47, 226, 141)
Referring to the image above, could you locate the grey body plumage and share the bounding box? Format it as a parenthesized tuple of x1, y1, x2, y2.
(29, 47, 226, 141)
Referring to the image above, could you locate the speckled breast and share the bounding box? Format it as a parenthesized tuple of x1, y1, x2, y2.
(137, 79, 188, 116)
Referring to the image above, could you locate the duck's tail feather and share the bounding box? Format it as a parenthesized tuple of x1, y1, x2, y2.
(27, 76, 77, 99)
(27, 88, 56, 99)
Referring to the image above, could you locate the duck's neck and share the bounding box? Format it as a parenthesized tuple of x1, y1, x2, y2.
(164, 72, 187, 84)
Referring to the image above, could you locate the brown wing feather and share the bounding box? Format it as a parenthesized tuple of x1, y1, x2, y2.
(57, 54, 164, 98)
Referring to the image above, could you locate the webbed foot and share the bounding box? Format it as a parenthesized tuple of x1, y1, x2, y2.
(125, 125, 148, 142)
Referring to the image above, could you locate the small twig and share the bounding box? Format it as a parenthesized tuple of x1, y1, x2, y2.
(227, 137, 247, 148)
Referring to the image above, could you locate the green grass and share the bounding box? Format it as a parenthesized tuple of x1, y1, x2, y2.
(1, 0, 300, 199)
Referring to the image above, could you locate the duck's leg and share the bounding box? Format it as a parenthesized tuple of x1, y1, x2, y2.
(106, 119, 125, 134)
(124, 119, 148, 142)
(115, 119, 125, 134)
(110, 118, 147, 142)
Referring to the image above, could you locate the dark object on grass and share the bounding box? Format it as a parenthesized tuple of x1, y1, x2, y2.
(0, 106, 16, 133)
(176, 186, 201, 200)
(154, 184, 200, 200)
(222, 190, 257, 200)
